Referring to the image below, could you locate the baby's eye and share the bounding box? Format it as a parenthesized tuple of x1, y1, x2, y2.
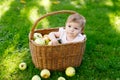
(74, 28, 78, 30)
(68, 25, 71, 27)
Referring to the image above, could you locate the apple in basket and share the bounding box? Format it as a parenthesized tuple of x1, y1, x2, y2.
(65, 66, 75, 77)
(58, 76, 66, 80)
(43, 34, 50, 45)
(19, 62, 27, 70)
(48, 41, 52, 45)
(34, 33, 42, 40)
(31, 75, 41, 80)
(34, 38, 45, 45)
(40, 69, 50, 79)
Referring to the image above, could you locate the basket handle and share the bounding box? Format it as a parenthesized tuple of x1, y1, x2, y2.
(30, 10, 77, 40)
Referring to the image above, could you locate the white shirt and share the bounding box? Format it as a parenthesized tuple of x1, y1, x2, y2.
(59, 27, 86, 44)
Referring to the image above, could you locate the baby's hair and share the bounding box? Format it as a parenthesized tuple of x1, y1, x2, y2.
(66, 13, 86, 28)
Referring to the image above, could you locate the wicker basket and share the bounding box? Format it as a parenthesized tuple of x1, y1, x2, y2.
(29, 10, 86, 71)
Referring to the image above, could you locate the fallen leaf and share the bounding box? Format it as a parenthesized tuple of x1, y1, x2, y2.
(20, 0, 26, 4)
(52, 1, 60, 4)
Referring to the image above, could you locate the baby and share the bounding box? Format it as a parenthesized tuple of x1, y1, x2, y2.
(48, 13, 86, 45)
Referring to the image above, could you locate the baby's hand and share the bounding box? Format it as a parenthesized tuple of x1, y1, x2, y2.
(51, 39, 60, 45)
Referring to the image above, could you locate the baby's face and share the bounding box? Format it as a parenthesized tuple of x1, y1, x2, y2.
(65, 22, 82, 38)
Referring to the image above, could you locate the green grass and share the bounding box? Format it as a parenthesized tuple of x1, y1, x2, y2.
(0, 0, 120, 80)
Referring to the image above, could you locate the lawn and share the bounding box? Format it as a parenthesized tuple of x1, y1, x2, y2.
(0, 0, 120, 80)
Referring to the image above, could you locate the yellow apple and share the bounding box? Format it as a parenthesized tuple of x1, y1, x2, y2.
(43, 34, 49, 38)
(43, 35, 50, 45)
(58, 76, 66, 80)
(48, 41, 52, 45)
(65, 66, 75, 77)
(34, 38, 45, 45)
(31, 75, 41, 80)
(19, 62, 27, 70)
(34, 33, 42, 40)
(40, 69, 50, 79)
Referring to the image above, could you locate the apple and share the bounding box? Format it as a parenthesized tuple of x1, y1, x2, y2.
(45, 39, 50, 45)
(31, 75, 41, 80)
(43, 35, 50, 45)
(34, 38, 45, 45)
(19, 62, 27, 70)
(58, 76, 66, 80)
(43, 34, 49, 38)
(65, 66, 75, 77)
(34, 33, 42, 40)
(48, 41, 52, 45)
(40, 69, 50, 79)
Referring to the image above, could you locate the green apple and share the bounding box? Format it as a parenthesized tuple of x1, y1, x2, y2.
(34, 33, 42, 40)
(65, 66, 75, 77)
(48, 41, 52, 45)
(19, 62, 27, 70)
(43, 35, 50, 45)
(40, 69, 50, 79)
(34, 38, 45, 45)
(31, 75, 41, 80)
(58, 76, 66, 80)
(43, 34, 49, 38)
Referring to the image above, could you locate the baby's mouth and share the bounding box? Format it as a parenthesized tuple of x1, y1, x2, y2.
(69, 32, 74, 34)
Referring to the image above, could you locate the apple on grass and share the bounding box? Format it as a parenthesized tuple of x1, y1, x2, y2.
(65, 66, 75, 77)
(19, 62, 27, 70)
(58, 76, 66, 80)
(40, 69, 50, 79)
(32, 75, 41, 80)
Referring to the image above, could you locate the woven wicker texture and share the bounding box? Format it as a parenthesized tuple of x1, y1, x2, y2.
(29, 10, 86, 70)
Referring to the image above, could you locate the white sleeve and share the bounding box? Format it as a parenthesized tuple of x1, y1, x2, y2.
(59, 27, 65, 39)
(59, 27, 64, 32)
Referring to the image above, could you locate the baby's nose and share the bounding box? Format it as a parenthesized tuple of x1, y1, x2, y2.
(70, 27, 74, 32)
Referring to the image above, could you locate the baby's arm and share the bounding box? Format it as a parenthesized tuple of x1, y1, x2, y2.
(48, 32, 60, 45)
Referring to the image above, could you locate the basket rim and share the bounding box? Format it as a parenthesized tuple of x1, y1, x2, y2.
(30, 39, 86, 47)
